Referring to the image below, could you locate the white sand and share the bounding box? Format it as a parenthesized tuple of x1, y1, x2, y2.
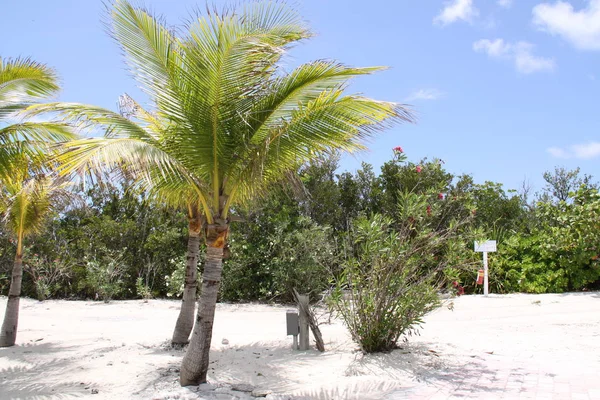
(1, 293, 599, 399)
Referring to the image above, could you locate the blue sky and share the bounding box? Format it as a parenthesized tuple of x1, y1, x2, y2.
(3, 0, 599, 193)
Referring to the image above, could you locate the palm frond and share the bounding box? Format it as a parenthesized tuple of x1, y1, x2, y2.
(1, 174, 74, 238)
(0, 121, 76, 144)
(0, 57, 59, 104)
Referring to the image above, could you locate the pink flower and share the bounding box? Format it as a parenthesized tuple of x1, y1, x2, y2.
(416, 165, 422, 173)
(438, 193, 444, 200)
(393, 146, 404, 153)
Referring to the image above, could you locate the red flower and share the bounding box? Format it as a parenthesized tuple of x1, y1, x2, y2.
(426, 205, 432, 216)
(438, 193, 444, 200)
(452, 281, 464, 295)
(393, 146, 404, 153)
(416, 165, 422, 173)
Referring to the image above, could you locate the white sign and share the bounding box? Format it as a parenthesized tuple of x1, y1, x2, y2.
(474, 240, 497, 253)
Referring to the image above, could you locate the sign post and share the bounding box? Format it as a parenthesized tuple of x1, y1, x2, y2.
(474, 240, 497, 296)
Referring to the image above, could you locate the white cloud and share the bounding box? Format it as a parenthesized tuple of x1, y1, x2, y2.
(533, 0, 600, 50)
(434, 0, 479, 26)
(473, 38, 555, 73)
(406, 89, 445, 101)
(572, 142, 600, 159)
(513, 42, 556, 73)
(473, 38, 512, 57)
(547, 146, 570, 158)
(498, 0, 513, 8)
(547, 142, 600, 159)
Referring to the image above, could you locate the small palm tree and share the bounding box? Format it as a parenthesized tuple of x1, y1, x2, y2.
(0, 170, 73, 347)
(28, 0, 414, 384)
(0, 58, 75, 347)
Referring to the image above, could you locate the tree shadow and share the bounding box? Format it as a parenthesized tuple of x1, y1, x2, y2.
(0, 342, 101, 399)
(556, 291, 600, 299)
(144, 340, 516, 400)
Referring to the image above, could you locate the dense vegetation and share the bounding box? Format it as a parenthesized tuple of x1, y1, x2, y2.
(1, 153, 598, 302)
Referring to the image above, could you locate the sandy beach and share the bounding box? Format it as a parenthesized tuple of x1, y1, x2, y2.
(1, 292, 599, 399)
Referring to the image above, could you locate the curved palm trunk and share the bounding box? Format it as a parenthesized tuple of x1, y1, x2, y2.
(0, 236, 24, 347)
(171, 213, 202, 345)
(180, 224, 228, 386)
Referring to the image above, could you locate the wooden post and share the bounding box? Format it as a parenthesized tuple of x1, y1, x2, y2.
(483, 251, 489, 297)
(298, 294, 310, 350)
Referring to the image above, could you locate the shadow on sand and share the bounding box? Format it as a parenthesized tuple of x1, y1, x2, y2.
(144, 340, 512, 400)
(0, 342, 99, 400)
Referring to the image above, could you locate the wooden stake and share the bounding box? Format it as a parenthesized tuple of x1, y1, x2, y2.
(298, 294, 310, 351)
(293, 289, 325, 352)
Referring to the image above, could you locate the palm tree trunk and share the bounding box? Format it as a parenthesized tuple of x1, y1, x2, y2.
(171, 214, 202, 345)
(180, 224, 228, 386)
(0, 236, 24, 347)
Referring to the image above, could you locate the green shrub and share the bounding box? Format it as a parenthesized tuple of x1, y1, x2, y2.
(330, 212, 470, 353)
(222, 216, 335, 302)
(85, 254, 127, 302)
(24, 253, 73, 301)
(165, 257, 187, 298)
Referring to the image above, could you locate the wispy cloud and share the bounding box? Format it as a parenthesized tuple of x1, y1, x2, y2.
(473, 38, 555, 73)
(533, 0, 600, 50)
(434, 0, 479, 26)
(406, 89, 445, 102)
(547, 146, 570, 159)
(547, 142, 600, 159)
(498, 0, 513, 9)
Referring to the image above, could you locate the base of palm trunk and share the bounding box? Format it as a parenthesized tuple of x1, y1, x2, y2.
(0, 296, 20, 347)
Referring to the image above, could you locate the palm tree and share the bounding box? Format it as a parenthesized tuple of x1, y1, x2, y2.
(0, 170, 73, 347)
(0, 58, 75, 347)
(28, 0, 414, 384)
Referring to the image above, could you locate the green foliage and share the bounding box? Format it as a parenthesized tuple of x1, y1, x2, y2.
(165, 257, 187, 298)
(135, 277, 152, 301)
(222, 184, 337, 302)
(330, 212, 467, 353)
(1, 143, 598, 301)
(487, 186, 600, 293)
(85, 253, 127, 302)
(24, 253, 73, 300)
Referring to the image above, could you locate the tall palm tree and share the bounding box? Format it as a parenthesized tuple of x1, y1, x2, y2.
(0, 58, 75, 347)
(28, 0, 413, 384)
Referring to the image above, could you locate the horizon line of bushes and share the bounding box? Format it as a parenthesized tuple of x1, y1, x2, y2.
(1, 151, 598, 302)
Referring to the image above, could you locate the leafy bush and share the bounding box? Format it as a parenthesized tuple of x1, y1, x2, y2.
(85, 254, 127, 302)
(135, 277, 152, 301)
(484, 186, 600, 294)
(222, 184, 337, 302)
(330, 211, 471, 353)
(24, 253, 73, 301)
(165, 257, 187, 298)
